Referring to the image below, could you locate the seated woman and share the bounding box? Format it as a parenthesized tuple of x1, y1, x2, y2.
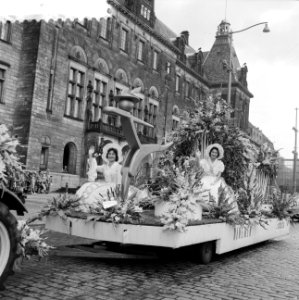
(196, 143, 237, 212)
(76, 145, 122, 212)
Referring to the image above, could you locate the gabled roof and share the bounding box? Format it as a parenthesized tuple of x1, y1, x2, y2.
(203, 34, 241, 84)
(154, 18, 177, 40)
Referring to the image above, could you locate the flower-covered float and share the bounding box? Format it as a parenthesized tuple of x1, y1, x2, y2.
(44, 93, 291, 264)
(0, 124, 52, 289)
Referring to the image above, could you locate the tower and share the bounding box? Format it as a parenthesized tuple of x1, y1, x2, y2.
(203, 20, 253, 132)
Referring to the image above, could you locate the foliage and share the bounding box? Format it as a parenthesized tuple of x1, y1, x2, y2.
(14, 219, 54, 271)
(256, 143, 280, 179)
(16, 220, 54, 258)
(0, 124, 24, 190)
(169, 96, 253, 192)
(147, 150, 180, 201)
(39, 189, 145, 226)
(266, 187, 293, 220)
(158, 158, 206, 232)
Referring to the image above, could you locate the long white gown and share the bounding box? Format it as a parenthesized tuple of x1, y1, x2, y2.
(76, 158, 122, 212)
(198, 158, 236, 210)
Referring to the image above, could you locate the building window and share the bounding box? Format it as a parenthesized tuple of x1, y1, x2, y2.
(93, 76, 107, 122)
(46, 72, 54, 112)
(107, 84, 127, 127)
(137, 40, 145, 61)
(0, 21, 11, 42)
(65, 66, 85, 119)
(99, 17, 111, 39)
(153, 50, 158, 70)
(40, 147, 49, 170)
(148, 101, 158, 137)
(120, 28, 128, 52)
(175, 75, 181, 93)
(166, 62, 171, 74)
(0, 68, 5, 103)
(185, 82, 190, 98)
(141, 4, 151, 21)
(63, 142, 77, 174)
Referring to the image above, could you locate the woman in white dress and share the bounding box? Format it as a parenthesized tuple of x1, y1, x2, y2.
(196, 143, 237, 211)
(76, 145, 122, 212)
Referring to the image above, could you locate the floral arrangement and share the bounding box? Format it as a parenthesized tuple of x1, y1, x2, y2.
(256, 143, 280, 180)
(0, 124, 24, 191)
(17, 220, 54, 258)
(13, 219, 54, 271)
(163, 94, 290, 225)
(169, 96, 253, 192)
(154, 156, 206, 231)
(39, 188, 146, 226)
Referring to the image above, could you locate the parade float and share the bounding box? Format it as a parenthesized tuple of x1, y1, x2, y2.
(43, 93, 290, 264)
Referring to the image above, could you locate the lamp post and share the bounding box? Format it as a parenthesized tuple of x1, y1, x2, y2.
(227, 22, 270, 108)
(292, 108, 298, 194)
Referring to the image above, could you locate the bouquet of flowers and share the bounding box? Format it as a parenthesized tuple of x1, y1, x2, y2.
(17, 220, 54, 258)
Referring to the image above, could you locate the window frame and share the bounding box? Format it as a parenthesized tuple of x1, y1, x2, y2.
(65, 61, 86, 121)
(137, 39, 145, 62)
(0, 65, 8, 104)
(92, 72, 109, 122)
(152, 50, 159, 70)
(120, 27, 129, 52)
(0, 21, 12, 43)
(40, 146, 49, 171)
(175, 74, 181, 93)
(148, 97, 159, 137)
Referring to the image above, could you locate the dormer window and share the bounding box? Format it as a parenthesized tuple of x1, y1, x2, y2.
(141, 4, 151, 21)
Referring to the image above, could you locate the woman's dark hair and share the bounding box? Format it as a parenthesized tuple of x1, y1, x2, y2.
(209, 147, 219, 158)
(106, 148, 119, 162)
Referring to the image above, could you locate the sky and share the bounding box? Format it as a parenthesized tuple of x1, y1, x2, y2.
(1, 0, 299, 158)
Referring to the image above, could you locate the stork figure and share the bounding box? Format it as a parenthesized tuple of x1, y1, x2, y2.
(103, 92, 172, 200)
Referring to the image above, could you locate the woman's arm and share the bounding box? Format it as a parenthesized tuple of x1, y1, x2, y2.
(215, 160, 225, 177)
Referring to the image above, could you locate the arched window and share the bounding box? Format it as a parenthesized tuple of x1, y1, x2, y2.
(40, 136, 51, 170)
(63, 142, 77, 174)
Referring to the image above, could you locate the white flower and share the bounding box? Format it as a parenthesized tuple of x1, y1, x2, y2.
(133, 206, 143, 213)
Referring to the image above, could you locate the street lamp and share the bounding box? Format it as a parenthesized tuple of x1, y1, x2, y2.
(292, 108, 298, 194)
(227, 22, 270, 108)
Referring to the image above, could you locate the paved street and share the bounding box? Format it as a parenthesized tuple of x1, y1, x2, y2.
(2, 195, 299, 300)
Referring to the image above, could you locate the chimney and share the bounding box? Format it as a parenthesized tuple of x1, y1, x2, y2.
(181, 30, 189, 45)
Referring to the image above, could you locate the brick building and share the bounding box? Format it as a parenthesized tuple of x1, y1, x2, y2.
(0, 1, 260, 189)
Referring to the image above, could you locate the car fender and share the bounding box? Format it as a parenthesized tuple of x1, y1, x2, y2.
(0, 186, 27, 216)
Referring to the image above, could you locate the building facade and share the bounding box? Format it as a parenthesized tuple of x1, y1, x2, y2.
(0, 1, 266, 189)
(247, 122, 274, 149)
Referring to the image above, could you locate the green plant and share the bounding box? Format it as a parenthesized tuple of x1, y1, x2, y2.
(269, 187, 292, 219)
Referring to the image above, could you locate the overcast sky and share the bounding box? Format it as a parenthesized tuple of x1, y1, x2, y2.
(1, 0, 299, 158)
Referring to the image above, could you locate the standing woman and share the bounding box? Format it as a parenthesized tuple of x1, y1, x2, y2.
(95, 147, 122, 189)
(76, 144, 122, 212)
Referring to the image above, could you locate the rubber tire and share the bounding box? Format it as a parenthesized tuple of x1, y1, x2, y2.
(0, 202, 19, 290)
(198, 242, 214, 264)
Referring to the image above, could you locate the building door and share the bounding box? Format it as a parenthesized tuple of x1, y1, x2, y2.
(63, 142, 77, 174)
